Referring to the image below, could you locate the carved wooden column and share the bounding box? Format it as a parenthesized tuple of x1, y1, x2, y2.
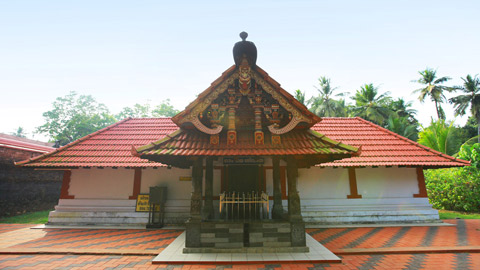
(286, 157, 302, 221)
(272, 157, 284, 219)
(190, 157, 203, 220)
(186, 157, 203, 248)
(286, 157, 306, 247)
(202, 157, 214, 219)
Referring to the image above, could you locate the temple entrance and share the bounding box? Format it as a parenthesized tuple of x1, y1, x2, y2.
(222, 165, 267, 220)
(226, 165, 260, 193)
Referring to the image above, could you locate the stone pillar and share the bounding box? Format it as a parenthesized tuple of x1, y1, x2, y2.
(286, 157, 302, 221)
(271, 157, 284, 219)
(186, 157, 203, 248)
(286, 157, 306, 247)
(202, 157, 214, 219)
(190, 157, 203, 220)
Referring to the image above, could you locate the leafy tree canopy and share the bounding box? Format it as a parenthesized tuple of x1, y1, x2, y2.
(417, 119, 460, 155)
(294, 89, 306, 106)
(350, 83, 392, 125)
(413, 68, 452, 120)
(449, 74, 480, 142)
(309, 76, 347, 117)
(385, 115, 418, 141)
(116, 99, 179, 119)
(36, 91, 116, 146)
(11, 127, 27, 138)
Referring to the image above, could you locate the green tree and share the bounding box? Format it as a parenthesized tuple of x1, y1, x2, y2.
(116, 99, 179, 119)
(36, 92, 116, 146)
(388, 98, 418, 123)
(350, 83, 392, 125)
(417, 119, 457, 155)
(309, 76, 347, 117)
(152, 99, 179, 117)
(413, 68, 452, 120)
(294, 89, 306, 106)
(449, 74, 480, 143)
(459, 117, 479, 145)
(385, 115, 419, 141)
(11, 127, 27, 138)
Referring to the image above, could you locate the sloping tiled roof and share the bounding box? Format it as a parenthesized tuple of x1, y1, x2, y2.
(16, 118, 175, 168)
(0, 134, 55, 153)
(314, 117, 469, 168)
(134, 128, 358, 168)
(17, 117, 469, 168)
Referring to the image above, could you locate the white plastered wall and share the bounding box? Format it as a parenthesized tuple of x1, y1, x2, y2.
(69, 168, 134, 199)
(298, 167, 350, 199)
(355, 167, 418, 198)
(295, 166, 439, 223)
(141, 167, 192, 198)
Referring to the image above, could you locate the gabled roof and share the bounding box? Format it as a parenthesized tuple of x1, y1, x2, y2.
(16, 118, 173, 168)
(314, 117, 470, 168)
(171, 65, 321, 129)
(17, 117, 469, 169)
(0, 134, 55, 153)
(133, 128, 358, 168)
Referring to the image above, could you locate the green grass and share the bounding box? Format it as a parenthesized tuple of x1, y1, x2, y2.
(439, 210, 480, 219)
(0, 210, 51, 224)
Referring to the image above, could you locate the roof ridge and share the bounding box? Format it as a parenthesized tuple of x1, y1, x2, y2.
(254, 66, 321, 124)
(15, 117, 134, 167)
(353, 117, 470, 165)
(126, 117, 173, 120)
(307, 129, 359, 153)
(134, 129, 183, 154)
(172, 65, 237, 124)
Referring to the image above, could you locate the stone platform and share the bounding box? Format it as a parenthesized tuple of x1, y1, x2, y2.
(153, 232, 340, 264)
(185, 220, 307, 252)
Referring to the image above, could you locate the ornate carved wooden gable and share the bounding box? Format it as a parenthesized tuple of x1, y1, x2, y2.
(172, 32, 321, 146)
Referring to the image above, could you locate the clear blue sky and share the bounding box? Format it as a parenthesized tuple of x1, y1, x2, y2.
(1, 0, 479, 141)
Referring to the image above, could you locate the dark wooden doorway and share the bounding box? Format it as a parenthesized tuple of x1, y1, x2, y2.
(226, 165, 261, 193)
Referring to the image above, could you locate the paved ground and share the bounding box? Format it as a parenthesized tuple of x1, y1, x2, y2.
(0, 219, 479, 269)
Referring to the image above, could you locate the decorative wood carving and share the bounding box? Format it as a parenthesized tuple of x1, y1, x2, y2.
(268, 116, 302, 135)
(190, 115, 223, 135)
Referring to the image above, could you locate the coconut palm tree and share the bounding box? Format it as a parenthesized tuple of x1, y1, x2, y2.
(413, 68, 452, 120)
(294, 89, 307, 106)
(449, 74, 480, 142)
(385, 115, 418, 141)
(309, 77, 346, 117)
(388, 98, 418, 123)
(351, 83, 392, 125)
(418, 119, 456, 155)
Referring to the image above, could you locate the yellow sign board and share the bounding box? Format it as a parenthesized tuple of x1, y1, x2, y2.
(179, 176, 192, 181)
(135, 194, 160, 212)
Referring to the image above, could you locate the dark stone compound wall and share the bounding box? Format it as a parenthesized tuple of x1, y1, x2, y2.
(0, 147, 62, 218)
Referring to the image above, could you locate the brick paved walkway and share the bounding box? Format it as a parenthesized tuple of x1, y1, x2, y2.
(0, 219, 479, 269)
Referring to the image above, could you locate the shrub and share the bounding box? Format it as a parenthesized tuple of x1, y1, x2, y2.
(425, 143, 480, 212)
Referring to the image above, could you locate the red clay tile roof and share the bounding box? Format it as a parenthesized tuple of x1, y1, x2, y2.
(314, 117, 469, 168)
(17, 117, 469, 168)
(16, 118, 175, 168)
(134, 128, 358, 168)
(0, 134, 55, 153)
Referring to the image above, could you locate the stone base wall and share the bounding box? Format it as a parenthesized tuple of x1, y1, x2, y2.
(0, 148, 62, 217)
(200, 222, 244, 248)
(248, 222, 291, 247)
(300, 198, 440, 224)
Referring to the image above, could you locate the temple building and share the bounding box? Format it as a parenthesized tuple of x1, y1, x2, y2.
(17, 33, 468, 250)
